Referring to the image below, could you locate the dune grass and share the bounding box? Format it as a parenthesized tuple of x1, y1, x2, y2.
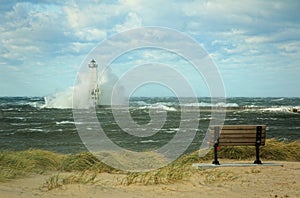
(215, 138, 300, 161)
(121, 138, 300, 185)
(0, 149, 117, 182)
(61, 152, 117, 173)
(41, 171, 98, 191)
(0, 149, 64, 181)
(0, 139, 299, 186)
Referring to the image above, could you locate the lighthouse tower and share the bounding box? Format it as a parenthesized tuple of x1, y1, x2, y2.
(88, 59, 100, 106)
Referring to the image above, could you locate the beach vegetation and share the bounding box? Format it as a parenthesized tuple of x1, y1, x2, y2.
(41, 171, 98, 191)
(0, 139, 299, 186)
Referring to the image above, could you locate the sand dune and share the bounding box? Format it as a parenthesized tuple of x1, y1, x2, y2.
(0, 161, 299, 198)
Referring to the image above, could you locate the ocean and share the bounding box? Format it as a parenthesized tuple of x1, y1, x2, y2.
(0, 97, 299, 154)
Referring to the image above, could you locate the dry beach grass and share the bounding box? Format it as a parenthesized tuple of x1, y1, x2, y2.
(0, 139, 299, 197)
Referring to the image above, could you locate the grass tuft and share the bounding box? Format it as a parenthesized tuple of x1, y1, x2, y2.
(61, 152, 116, 173)
(0, 149, 64, 181)
(41, 171, 98, 191)
(121, 164, 192, 185)
(0, 139, 299, 185)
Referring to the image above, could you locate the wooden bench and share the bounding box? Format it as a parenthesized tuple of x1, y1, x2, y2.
(209, 125, 266, 165)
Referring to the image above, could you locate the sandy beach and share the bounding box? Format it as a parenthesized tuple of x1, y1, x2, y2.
(0, 160, 299, 198)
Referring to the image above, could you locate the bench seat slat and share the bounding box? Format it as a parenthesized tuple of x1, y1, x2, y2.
(217, 134, 266, 138)
(208, 142, 265, 146)
(218, 142, 265, 146)
(209, 125, 266, 130)
(218, 138, 265, 143)
(210, 129, 266, 134)
(210, 134, 266, 142)
(208, 125, 266, 147)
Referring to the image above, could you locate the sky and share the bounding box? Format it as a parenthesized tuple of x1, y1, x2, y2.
(0, 0, 300, 97)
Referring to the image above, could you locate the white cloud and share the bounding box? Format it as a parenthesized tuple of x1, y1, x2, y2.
(66, 42, 96, 54)
(245, 36, 272, 44)
(72, 28, 107, 41)
(114, 12, 142, 32)
(278, 42, 300, 53)
(63, 2, 124, 29)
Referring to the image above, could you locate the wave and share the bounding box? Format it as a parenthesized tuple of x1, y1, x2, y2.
(43, 88, 74, 109)
(1, 97, 298, 115)
(271, 98, 285, 102)
(262, 106, 300, 113)
(28, 128, 45, 132)
(42, 63, 125, 109)
(56, 121, 75, 125)
(0, 97, 45, 110)
(183, 102, 239, 108)
(241, 106, 296, 113)
(140, 140, 160, 143)
(138, 104, 177, 111)
(262, 106, 291, 112)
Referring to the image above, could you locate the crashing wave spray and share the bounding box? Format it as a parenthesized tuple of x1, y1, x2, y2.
(44, 59, 124, 108)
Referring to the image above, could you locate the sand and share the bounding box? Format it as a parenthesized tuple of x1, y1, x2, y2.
(0, 161, 299, 198)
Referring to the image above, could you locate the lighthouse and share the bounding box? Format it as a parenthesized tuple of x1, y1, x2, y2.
(88, 59, 100, 106)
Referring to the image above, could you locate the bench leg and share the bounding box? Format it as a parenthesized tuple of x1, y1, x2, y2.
(254, 145, 262, 164)
(212, 144, 220, 165)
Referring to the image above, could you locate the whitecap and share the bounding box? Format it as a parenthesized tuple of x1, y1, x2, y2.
(137, 104, 177, 111)
(262, 106, 291, 112)
(56, 121, 75, 125)
(140, 140, 160, 143)
(271, 98, 285, 102)
(28, 128, 44, 132)
(150, 104, 177, 111)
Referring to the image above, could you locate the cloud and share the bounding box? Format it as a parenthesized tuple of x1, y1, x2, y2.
(114, 12, 142, 32)
(0, 0, 299, 96)
(278, 41, 300, 54)
(1, 2, 70, 59)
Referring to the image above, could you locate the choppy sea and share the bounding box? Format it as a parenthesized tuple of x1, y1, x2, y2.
(0, 97, 299, 154)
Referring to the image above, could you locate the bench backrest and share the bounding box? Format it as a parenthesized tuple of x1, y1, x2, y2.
(209, 125, 266, 146)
